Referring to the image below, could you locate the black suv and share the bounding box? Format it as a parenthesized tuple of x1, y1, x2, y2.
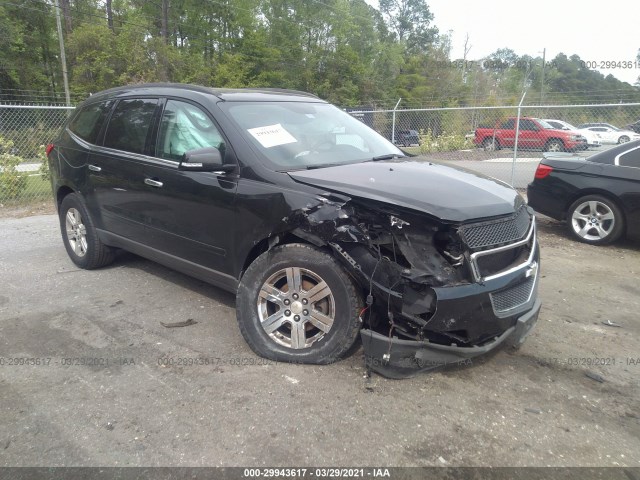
(47, 83, 541, 377)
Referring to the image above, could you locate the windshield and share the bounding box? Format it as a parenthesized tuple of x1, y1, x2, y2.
(549, 120, 578, 130)
(221, 101, 404, 170)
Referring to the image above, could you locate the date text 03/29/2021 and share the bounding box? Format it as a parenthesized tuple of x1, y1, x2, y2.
(243, 468, 391, 478)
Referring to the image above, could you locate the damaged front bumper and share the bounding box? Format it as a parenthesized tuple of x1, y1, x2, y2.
(361, 244, 541, 378)
(362, 299, 540, 378)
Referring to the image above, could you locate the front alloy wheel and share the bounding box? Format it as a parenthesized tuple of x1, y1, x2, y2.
(236, 244, 362, 364)
(545, 140, 564, 152)
(258, 267, 335, 349)
(567, 195, 624, 245)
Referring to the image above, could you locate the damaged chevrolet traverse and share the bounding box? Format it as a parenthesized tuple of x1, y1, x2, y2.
(47, 84, 541, 378)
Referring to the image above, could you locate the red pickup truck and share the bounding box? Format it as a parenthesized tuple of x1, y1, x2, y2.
(474, 117, 588, 152)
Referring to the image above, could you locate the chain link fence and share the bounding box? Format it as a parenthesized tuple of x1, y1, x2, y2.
(0, 105, 73, 204)
(349, 102, 640, 188)
(2, 102, 640, 205)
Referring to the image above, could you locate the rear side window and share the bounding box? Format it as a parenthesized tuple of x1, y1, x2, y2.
(156, 100, 224, 161)
(68, 101, 112, 144)
(500, 119, 515, 129)
(618, 148, 640, 168)
(103, 99, 158, 155)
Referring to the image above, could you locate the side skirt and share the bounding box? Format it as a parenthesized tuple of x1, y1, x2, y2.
(97, 229, 239, 293)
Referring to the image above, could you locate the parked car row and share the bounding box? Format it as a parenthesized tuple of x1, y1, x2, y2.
(541, 119, 602, 148)
(394, 119, 640, 152)
(576, 124, 640, 145)
(474, 117, 589, 152)
(473, 118, 640, 152)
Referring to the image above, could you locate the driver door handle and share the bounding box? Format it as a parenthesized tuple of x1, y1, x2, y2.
(144, 178, 163, 188)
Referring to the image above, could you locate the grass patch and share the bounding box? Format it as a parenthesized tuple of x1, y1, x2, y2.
(23, 174, 53, 200)
(399, 146, 421, 156)
(0, 174, 52, 205)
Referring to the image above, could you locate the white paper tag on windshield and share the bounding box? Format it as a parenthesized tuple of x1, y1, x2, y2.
(247, 124, 297, 148)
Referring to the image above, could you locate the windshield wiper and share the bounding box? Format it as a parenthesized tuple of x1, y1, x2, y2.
(370, 153, 406, 161)
(305, 163, 341, 170)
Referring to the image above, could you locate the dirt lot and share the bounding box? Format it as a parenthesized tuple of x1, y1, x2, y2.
(0, 213, 638, 468)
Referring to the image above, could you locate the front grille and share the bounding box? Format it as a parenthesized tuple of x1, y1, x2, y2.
(490, 276, 536, 315)
(461, 206, 531, 249)
(476, 242, 532, 278)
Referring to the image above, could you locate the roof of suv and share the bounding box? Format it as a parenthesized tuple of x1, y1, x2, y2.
(84, 83, 324, 104)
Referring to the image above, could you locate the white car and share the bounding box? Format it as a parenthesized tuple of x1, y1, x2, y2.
(582, 126, 640, 145)
(543, 119, 602, 148)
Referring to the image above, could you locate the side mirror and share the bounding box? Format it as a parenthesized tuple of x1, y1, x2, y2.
(178, 147, 235, 173)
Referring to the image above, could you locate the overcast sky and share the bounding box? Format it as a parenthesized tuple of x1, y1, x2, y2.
(367, 0, 640, 86)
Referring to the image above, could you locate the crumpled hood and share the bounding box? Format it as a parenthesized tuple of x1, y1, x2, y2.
(288, 160, 522, 222)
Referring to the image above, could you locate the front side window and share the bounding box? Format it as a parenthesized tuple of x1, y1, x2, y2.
(68, 101, 113, 144)
(103, 98, 158, 155)
(156, 100, 224, 161)
(519, 119, 538, 131)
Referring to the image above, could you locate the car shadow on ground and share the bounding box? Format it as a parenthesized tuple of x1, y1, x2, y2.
(108, 249, 237, 309)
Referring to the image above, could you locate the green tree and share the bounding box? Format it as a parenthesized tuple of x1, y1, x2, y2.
(378, 0, 438, 53)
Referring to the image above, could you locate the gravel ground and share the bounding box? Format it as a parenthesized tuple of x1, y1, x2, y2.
(0, 213, 638, 468)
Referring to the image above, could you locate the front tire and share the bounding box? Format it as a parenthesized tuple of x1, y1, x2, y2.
(236, 244, 362, 364)
(567, 195, 624, 245)
(59, 193, 115, 269)
(618, 135, 630, 144)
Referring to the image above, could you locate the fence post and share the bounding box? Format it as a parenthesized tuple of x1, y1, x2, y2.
(391, 98, 401, 144)
(511, 91, 527, 187)
(54, 0, 71, 106)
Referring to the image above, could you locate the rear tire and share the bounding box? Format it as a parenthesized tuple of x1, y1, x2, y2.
(59, 193, 115, 269)
(483, 138, 499, 151)
(566, 195, 624, 245)
(236, 244, 362, 364)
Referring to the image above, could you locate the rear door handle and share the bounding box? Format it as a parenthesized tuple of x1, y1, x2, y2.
(88, 164, 101, 172)
(144, 178, 163, 188)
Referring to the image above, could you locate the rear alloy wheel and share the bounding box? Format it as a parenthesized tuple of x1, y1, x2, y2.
(618, 135, 630, 144)
(567, 195, 624, 245)
(236, 244, 362, 364)
(59, 193, 115, 269)
(483, 138, 499, 151)
(545, 139, 564, 152)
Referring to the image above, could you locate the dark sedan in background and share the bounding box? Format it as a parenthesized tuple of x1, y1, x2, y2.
(527, 140, 640, 245)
